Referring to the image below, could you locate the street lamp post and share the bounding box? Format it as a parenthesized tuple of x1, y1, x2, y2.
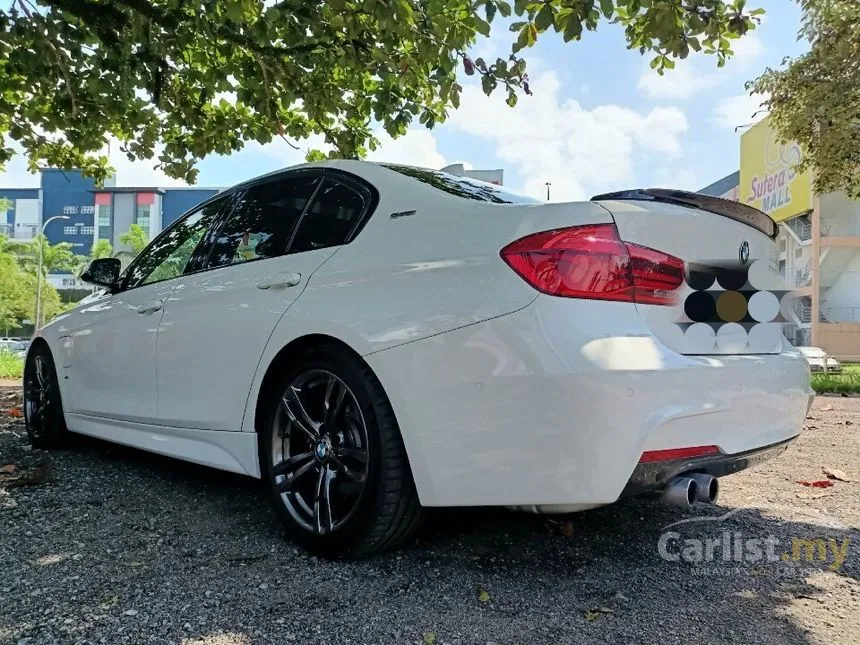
(35, 215, 70, 331)
(545, 182, 552, 201)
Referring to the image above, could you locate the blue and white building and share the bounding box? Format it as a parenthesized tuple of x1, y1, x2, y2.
(0, 169, 221, 289)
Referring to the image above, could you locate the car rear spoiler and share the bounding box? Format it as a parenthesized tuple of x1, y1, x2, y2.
(590, 188, 778, 239)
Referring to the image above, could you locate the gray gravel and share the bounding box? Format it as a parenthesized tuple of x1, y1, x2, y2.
(1, 387, 859, 645)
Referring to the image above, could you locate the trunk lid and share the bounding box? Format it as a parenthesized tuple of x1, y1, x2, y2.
(593, 189, 787, 355)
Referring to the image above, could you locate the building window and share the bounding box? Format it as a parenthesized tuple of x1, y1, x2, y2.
(136, 203, 151, 232)
(95, 193, 112, 241)
(62, 277, 79, 287)
(81, 226, 95, 235)
(63, 225, 77, 235)
(778, 238, 786, 252)
(795, 246, 803, 258)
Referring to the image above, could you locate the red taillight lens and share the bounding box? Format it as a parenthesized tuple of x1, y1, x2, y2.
(500, 224, 684, 305)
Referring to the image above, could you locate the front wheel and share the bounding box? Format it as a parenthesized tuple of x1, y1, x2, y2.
(23, 344, 68, 449)
(260, 346, 424, 557)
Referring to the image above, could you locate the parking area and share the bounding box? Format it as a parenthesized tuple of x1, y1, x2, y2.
(1, 387, 859, 645)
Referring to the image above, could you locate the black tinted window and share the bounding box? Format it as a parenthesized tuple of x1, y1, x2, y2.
(124, 199, 225, 289)
(290, 180, 367, 253)
(206, 176, 320, 269)
(383, 164, 539, 204)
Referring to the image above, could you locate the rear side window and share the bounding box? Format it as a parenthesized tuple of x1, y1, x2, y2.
(205, 175, 320, 269)
(289, 180, 367, 253)
(383, 164, 540, 204)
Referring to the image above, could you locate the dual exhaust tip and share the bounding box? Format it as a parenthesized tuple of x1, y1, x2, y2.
(661, 473, 719, 508)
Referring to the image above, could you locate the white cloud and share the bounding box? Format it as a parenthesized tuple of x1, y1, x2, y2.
(367, 129, 448, 168)
(638, 62, 718, 101)
(638, 33, 764, 101)
(712, 92, 769, 130)
(0, 151, 40, 188)
(446, 71, 688, 201)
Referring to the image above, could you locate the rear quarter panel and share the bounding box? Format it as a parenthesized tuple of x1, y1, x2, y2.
(239, 164, 614, 433)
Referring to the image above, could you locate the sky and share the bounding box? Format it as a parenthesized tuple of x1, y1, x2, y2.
(0, 0, 809, 202)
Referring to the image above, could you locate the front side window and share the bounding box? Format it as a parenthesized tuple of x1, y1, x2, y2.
(289, 180, 368, 253)
(123, 198, 226, 289)
(205, 175, 320, 269)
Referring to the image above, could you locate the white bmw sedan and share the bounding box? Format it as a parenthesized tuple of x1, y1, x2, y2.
(24, 161, 813, 556)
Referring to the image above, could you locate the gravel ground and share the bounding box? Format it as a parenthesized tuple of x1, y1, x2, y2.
(1, 387, 859, 645)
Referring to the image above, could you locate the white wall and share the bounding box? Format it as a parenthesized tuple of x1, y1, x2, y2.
(776, 225, 812, 287)
(824, 251, 860, 322)
(820, 193, 860, 237)
(13, 198, 39, 239)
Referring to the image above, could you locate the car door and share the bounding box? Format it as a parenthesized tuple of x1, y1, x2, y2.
(67, 197, 229, 422)
(155, 171, 375, 431)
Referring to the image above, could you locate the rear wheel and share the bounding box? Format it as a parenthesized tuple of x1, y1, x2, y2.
(23, 344, 68, 449)
(260, 345, 424, 557)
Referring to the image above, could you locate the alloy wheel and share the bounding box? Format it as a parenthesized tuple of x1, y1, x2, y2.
(24, 354, 53, 440)
(270, 369, 370, 534)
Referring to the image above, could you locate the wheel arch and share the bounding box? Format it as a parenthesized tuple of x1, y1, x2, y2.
(248, 332, 431, 504)
(252, 333, 366, 437)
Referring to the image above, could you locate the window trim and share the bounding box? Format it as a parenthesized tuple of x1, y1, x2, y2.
(118, 193, 235, 292)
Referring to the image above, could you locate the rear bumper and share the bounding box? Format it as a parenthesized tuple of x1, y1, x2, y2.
(621, 437, 797, 497)
(368, 296, 814, 508)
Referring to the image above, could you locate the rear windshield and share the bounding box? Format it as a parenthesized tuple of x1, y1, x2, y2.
(382, 164, 540, 204)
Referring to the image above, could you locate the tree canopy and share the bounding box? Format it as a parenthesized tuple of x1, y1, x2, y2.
(0, 236, 63, 331)
(119, 223, 149, 255)
(1, 0, 762, 184)
(750, 0, 860, 198)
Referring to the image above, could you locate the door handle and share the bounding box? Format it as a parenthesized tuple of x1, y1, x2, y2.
(137, 301, 163, 315)
(256, 272, 302, 290)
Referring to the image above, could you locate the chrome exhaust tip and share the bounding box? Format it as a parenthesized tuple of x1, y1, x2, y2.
(661, 476, 698, 508)
(688, 473, 719, 504)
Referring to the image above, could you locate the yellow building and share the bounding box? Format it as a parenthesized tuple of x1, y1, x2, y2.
(700, 117, 860, 361)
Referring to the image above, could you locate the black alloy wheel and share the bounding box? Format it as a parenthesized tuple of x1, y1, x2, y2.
(261, 345, 424, 557)
(271, 369, 370, 534)
(23, 345, 67, 449)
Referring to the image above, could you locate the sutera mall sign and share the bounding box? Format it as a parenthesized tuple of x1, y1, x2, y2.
(740, 117, 811, 222)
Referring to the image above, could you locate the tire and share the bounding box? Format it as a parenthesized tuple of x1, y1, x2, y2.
(259, 344, 424, 557)
(23, 344, 68, 450)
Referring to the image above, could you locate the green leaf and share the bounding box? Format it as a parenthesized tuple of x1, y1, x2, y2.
(481, 74, 495, 95)
(509, 20, 527, 31)
(474, 16, 491, 37)
(497, 1, 512, 18)
(599, 0, 614, 19)
(477, 588, 491, 603)
(563, 17, 582, 42)
(535, 6, 554, 31)
(421, 632, 437, 645)
(485, 2, 497, 23)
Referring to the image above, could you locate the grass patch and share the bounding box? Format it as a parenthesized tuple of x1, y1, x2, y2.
(0, 351, 24, 381)
(811, 363, 860, 394)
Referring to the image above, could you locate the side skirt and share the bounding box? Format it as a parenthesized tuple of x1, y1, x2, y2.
(65, 413, 261, 478)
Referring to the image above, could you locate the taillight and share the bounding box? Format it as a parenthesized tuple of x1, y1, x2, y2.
(500, 223, 684, 305)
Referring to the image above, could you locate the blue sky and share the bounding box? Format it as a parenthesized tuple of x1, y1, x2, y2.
(2, 0, 809, 201)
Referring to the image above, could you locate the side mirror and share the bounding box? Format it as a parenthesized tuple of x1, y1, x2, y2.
(81, 258, 122, 290)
